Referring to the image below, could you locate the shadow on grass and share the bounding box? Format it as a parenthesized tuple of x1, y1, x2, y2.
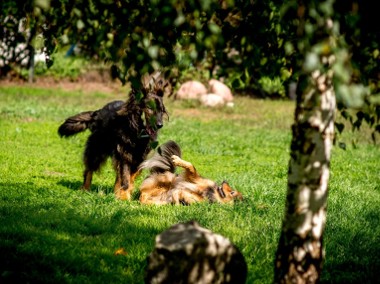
(2, 180, 378, 283)
(0, 182, 163, 283)
(57, 179, 83, 190)
(321, 209, 380, 284)
(58, 179, 115, 195)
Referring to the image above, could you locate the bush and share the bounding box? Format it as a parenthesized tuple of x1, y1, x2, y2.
(34, 50, 90, 79)
(258, 76, 286, 98)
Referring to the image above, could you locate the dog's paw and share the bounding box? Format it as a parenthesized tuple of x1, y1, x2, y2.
(171, 155, 182, 165)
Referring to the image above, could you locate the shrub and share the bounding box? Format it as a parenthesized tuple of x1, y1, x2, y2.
(258, 76, 286, 98)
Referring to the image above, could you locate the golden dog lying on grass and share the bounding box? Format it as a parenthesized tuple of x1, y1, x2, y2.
(138, 141, 243, 205)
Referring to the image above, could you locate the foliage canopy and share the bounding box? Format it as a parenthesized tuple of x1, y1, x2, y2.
(1, 0, 379, 134)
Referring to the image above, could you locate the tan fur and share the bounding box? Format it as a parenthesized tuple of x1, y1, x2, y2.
(58, 72, 168, 200)
(139, 155, 243, 205)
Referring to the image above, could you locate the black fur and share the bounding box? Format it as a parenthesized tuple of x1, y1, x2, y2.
(139, 140, 182, 174)
(58, 72, 169, 199)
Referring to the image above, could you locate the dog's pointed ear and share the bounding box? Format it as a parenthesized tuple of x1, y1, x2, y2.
(221, 181, 231, 190)
(141, 71, 166, 90)
(222, 181, 243, 201)
(153, 72, 169, 97)
(152, 71, 163, 83)
(140, 71, 170, 97)
(141, 73, 152, 91)
(221, 181, 237, 196)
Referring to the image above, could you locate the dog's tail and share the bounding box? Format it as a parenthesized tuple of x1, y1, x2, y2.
(139, 140, 181, 174)
(58, 111, 94, 137)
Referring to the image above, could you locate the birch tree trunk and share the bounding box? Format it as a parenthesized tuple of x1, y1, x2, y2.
(274, 6, 337, 282)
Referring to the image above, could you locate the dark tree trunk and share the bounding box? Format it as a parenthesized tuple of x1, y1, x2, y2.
(28, 46, 35, 83)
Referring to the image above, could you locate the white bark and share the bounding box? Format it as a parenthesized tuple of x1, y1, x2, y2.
(275, 54, 336, 283)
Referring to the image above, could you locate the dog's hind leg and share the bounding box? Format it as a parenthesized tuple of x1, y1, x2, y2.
(171, 155, 199, 181)
(82, 134, 108, 191)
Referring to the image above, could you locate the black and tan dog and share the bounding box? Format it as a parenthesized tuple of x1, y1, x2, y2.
(138, 141, 243, 205)
(58, 72, 168, 200)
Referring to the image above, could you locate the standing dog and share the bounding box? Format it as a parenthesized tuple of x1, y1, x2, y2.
(58, 72, 168, 200)
(139, 141, 243, 205)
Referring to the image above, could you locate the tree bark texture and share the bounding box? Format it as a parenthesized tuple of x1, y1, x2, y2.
(274, 61, 336, 282)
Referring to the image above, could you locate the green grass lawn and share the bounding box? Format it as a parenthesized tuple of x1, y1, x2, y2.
(0, 84, 379, 283)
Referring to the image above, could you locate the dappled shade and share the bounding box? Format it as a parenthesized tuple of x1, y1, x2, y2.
(145, 221, 247, 283)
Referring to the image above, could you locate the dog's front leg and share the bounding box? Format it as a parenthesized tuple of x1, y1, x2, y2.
(82, 169, 93, 191)
(172, 189, 204, 205)
(114, 161, 133, 200)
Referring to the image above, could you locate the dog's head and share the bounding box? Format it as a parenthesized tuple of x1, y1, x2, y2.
(215, 181, 243, 204)
(140, 71, 169, 140)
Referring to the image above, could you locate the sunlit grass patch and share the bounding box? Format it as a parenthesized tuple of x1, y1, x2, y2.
(0, 85, 379, 283)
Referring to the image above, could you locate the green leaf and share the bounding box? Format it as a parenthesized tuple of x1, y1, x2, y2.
(61, 34, 69, 44)
(148, 46, 159, 59)
(303, 52, 320, 72)
(208, 23, 221, 34)
(319, 1, 334, 17)
(333, 64, 350, 84)
(35, 0, 50, 10)
(77, 19, 85, 30)
(107, 33, 114, 41)
(284, 41, 294, 55)
(369, 94, 380, 105)
(174, 13, 185, 26)
(336, 84, 369, 109)
(200, 0, 212, 10)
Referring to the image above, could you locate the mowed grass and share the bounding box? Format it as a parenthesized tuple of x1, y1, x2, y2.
(0, 84, 379, 283)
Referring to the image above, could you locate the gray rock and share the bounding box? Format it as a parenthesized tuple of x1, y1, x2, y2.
(145, 221, 247, 284)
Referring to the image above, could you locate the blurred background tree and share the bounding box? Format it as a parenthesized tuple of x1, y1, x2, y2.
(1, 1, 379, 99)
